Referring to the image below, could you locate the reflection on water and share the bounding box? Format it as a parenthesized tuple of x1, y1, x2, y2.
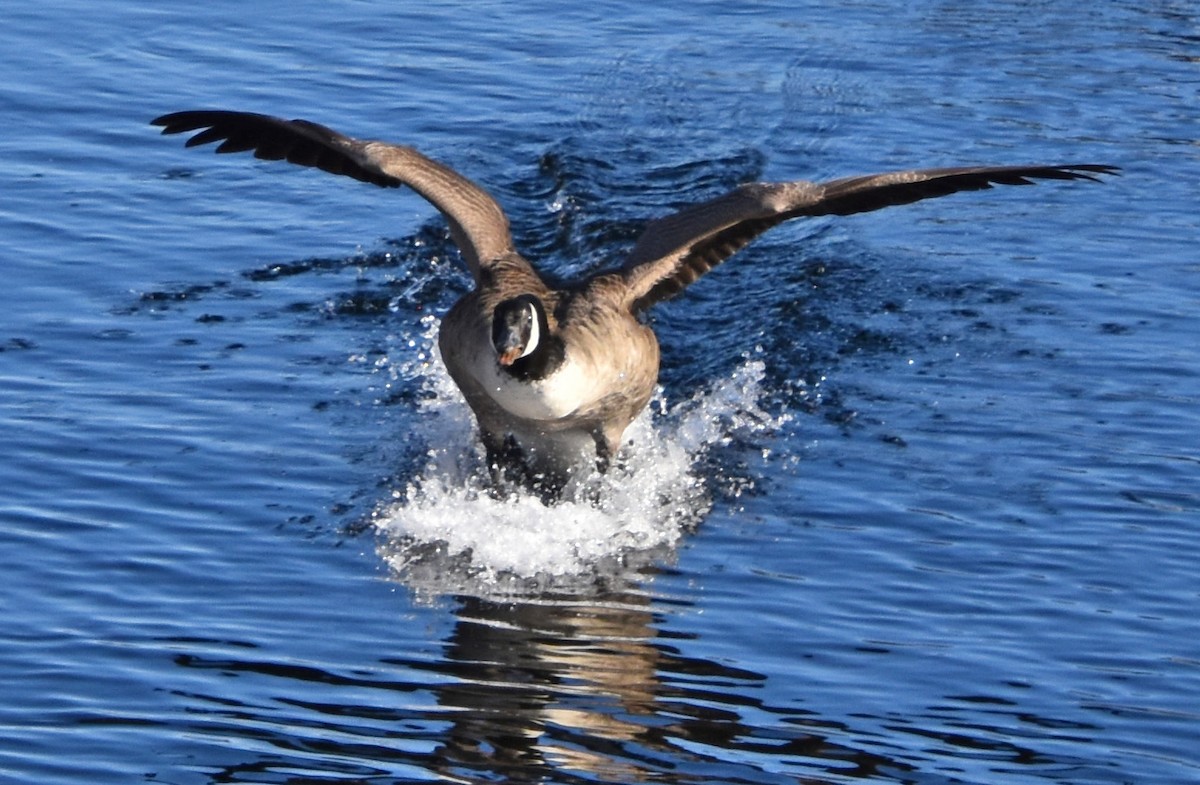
(173, 588, 917, 784)
(426, 592, 891, 784)
(168, 580, 1137, 784)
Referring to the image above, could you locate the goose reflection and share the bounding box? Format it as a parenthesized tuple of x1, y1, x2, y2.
(172, 583, 1085, 783)
(426, 588, 899, 783)
(430, 593, 659, 780)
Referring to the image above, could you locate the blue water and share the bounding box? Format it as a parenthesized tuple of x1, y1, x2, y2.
(3, 2, 1198, 783)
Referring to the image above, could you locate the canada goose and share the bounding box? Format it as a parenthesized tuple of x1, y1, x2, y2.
(152, 110, 1116, 494)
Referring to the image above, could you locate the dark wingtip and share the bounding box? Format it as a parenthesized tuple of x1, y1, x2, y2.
(151, 110, 258, 137)
(983, 164, 1120, 187)
(151, 110, 216, 136)
(1057, 164, 1122, 183)
(150, 112, 182, 134)
(149, 109, 407, 190)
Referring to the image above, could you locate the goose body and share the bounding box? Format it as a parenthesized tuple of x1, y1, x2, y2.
(152, 109, 1116, 494)
(438, 277, 659, 483)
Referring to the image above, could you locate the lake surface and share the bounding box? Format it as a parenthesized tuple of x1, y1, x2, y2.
(2, 2, 1198, 783)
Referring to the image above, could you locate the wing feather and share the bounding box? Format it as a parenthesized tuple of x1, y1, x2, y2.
(152, 110, 520, 283)
(618, 164, 1118, 312)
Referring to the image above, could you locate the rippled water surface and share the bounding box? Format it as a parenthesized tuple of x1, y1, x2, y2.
(2, 2, 1198, 783)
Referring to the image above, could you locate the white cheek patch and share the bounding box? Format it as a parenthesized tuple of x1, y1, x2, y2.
(519, 301, 539, 359)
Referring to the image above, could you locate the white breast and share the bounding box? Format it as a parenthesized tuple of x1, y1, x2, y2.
(475, 351, 600, 421)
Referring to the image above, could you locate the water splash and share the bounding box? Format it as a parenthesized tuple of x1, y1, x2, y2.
(371, 316, 789, 597)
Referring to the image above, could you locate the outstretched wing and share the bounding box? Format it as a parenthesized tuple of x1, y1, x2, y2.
(152, 110, 519, 283)
(617, 164, 1118, 313)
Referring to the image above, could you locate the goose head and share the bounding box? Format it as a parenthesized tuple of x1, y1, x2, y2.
(491, 294, 562, 380)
